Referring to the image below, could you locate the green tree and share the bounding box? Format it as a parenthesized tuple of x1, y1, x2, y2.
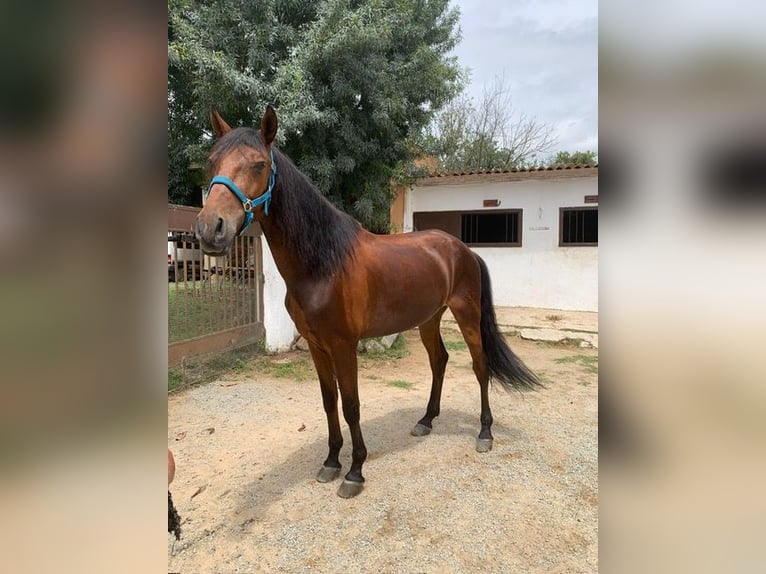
(168, 4, 208, 206)
(168, 0, 463, 231)
(552, 150, 598, 166)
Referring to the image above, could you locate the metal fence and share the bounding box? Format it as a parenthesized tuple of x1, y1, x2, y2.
(168, 204, 264, 366)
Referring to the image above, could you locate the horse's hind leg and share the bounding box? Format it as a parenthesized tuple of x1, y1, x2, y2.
(447, 296, 494, 453)
(411, 308, 449, 437)
(308, 342, 343, 483)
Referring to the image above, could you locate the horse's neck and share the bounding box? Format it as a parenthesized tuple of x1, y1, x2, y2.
(258, 217, 308, 286)
(257, 180, 359, 287)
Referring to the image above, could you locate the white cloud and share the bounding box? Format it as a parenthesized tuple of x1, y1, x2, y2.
(450, 0, 598, 153)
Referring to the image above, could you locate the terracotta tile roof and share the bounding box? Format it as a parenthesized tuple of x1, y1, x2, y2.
(426, 163, 598, 178)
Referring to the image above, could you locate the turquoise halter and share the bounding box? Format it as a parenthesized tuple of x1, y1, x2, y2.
(205, 149, 277, 234)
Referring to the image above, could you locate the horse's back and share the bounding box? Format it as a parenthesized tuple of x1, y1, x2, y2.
(347, 229, 479, 337)
(372, 228, 473, 256)
(361, 227, 473, 272)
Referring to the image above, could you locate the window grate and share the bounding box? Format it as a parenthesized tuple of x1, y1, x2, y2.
(460, 211, 521, 245)
(413, 209, 522, 247)
(560, 208, 598, 245)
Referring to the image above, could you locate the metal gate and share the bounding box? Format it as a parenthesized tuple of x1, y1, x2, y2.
(168, 204, 264, 366)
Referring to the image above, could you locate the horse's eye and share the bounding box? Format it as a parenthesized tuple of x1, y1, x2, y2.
(252, 162, 266, 172)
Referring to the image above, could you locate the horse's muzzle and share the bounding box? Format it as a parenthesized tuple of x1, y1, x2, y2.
(195, 214, 233, 255)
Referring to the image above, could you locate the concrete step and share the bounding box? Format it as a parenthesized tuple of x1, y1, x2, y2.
(442, 306, 599, 349)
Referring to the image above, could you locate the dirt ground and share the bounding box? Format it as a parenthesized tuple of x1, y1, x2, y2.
(168, 326, 598, 573)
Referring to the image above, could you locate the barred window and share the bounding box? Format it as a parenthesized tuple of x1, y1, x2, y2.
(560, 207, 598, 246)
(461, 211, 521, 246)
(413, 210, 523, 247)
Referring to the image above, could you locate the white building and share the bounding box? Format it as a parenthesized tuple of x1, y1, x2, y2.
(392, 166, 598, 312)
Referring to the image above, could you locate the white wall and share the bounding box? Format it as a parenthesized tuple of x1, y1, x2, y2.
(261, 239, 298, 351)
(406, 176, 598, 311)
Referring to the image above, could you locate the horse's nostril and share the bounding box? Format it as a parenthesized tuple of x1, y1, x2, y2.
(215, 217, 224, 237)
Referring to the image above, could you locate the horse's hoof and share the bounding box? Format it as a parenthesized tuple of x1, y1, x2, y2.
(476, 438, 494, 453)
(316, 466, 341, 483)
(337, 479, 364, 498)
(411, 423, 432, 437)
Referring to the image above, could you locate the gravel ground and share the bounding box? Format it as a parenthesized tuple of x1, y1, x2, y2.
(168, 328, 598, 573)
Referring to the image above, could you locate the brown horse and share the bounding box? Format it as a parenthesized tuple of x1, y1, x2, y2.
(196, 105, 541, 498)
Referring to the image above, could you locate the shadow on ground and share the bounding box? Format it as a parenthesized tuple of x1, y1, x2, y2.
(229, 405, 523, 522)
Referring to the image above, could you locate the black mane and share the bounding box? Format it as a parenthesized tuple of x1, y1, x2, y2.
(209, 128, 360, 280)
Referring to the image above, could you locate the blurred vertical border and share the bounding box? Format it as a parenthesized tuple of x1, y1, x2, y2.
(601, 1, 766, 572)
(0, 1, 167, 572)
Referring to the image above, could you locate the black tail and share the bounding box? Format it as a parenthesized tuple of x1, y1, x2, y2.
(476, 254, 543, 391)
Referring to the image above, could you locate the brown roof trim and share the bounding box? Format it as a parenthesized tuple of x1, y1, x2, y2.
(426, 163, 598, 178)
(416, 164, 598, 186)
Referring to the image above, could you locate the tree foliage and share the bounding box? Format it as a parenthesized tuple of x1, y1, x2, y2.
(168, 0, 463, 231)
(552, 150, 598, 166)
(418, 75, 555, 172)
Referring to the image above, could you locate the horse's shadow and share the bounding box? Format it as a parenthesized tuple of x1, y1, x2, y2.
(230, 405, 523, 524)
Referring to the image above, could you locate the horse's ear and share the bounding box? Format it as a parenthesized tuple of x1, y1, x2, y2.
(261, 104, 278, 146)
(210, 108, 232, 139)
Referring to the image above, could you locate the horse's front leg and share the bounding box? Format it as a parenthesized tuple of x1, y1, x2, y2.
(307, 342, 343, 483)
(331, 343, 367, 498)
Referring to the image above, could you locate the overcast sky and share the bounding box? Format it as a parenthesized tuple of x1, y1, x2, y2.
(450, 0, 598, 155)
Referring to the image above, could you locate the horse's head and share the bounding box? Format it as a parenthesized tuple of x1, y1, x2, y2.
(195, 105, 278, 255)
